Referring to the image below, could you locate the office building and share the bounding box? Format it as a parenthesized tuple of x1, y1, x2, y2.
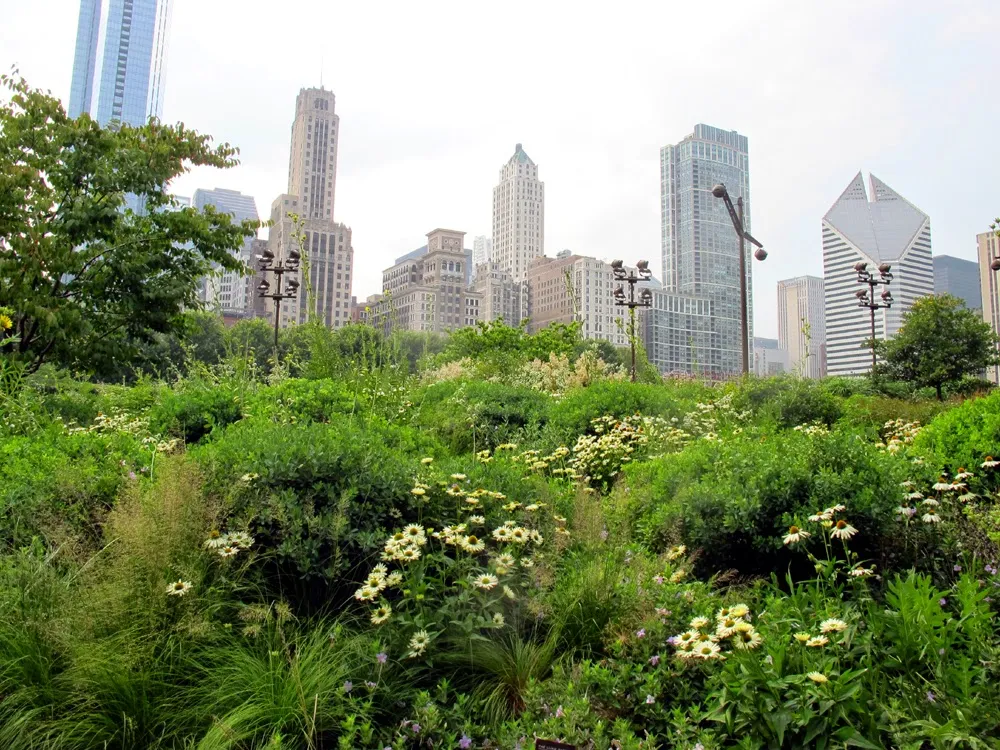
(472, 236, 493, 272)
(933, 255, 981, 311)
(977, 231, 1000, 384)
(371, 229, 481, 333)
(822, 173, 933, 376)
(193, 188, 259, 314)
(266, 87, 354, 329)
(493, 144, 544, 282)
(777, 275, 826, 378)
(393, 244, 475, 286)
(643, 285, 716, 377)
(69, 0, 173, 126)
(472, 263, 524, 326)
(752, 337, 791, 376)
(660, 124, 752, 375)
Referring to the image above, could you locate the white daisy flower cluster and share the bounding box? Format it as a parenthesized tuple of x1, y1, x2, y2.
(877, 419, 922, 453)
(793, 617, 847, 648)
(671, 604, 760, 660)
(204, 530, 255, 558)
(381, 524, 428, 563)
(799, 504, 859, 541)
(354, 562, 404, 622)
(793, 423, 830, 438)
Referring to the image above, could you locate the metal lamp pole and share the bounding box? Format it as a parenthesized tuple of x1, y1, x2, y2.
(612, 259, 653, 382)
(711, 183, 767, 376)
(854, 261, 893, 378)
(987, 245, 1000, 382)
(256, 246, 301, 353)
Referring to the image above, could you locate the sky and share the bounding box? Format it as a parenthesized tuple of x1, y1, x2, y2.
(3, 0, 998, 337)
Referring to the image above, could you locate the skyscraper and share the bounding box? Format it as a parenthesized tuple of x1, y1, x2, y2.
(823, 173, 933, 376)
(472, 236, 493, 271)
(266, 87, 354, 329)
(192, 188, 260, 313)
(492, 144, 544, 282)
(777, 275, 826, 378)
(660, 124, 752, 375)
(933, 255, 981, 312)
(69, 0, 173, 126)
(976, 231, 1000, 384)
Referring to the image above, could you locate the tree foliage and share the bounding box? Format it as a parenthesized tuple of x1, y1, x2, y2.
(0, 73, 259, 377)
(876, 294, 1000, 399)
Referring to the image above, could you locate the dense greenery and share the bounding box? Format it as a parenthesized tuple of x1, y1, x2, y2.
(875, 294, 999, 400)
(0, 75, 259, 379)
(2, 319, 1000, 749)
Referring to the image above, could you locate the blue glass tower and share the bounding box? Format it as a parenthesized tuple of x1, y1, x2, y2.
(69, 0, 173, 127)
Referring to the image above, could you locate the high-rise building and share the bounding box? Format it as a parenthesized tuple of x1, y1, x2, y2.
(643, 285, 716, 377)
(525, 255, 631, 347)
(193, 188, 259, 313)
(777, 275, 826, 378)
(266, 87, 354, 329)
(823, 173, 933, 376)
(69, 0, 173, 126)
(660, 124, 752, 375)
(371, 229, 482, 334)
(977, 231, 1000, 384)
(472, 263, 523, 326)
(472, 236, 493, 272)
(286, 87, 340, 221)
(933, 255, 982, 312)
(492, 144, 544, 282)
(752, 337, 791, 376)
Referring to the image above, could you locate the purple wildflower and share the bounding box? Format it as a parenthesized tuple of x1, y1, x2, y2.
(649, 654, 660, 666)
(376, 652, 388, 664)
(412, 723, 421, 733)
(555, 705, 564, 718)
(653, 575, 664, 585)
(954, 565, 962, 572)
(939, 598, 947, 607)
(636, 628, 646, 638)
(459, 735, 472, 749)
(938, 648, 945, 656)
(129, 471, 137, 480)
(366, 681, 377, 688)
(645, 694, 655, 704)
(926, 691, 936, 703)
(343, 681, 353, 693)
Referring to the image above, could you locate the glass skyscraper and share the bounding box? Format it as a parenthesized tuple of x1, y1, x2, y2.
(660, 124, 752, 375)
(192, 189, 260, 313)
(69, 0, 173, 127)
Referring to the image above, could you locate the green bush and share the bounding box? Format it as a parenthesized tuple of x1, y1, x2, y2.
(619, 427, 914, 576)
(247, 378, 357, 423)
(914, 389, 1000, 472)
(149, 382, 244, 444)
(0, 426, 142, 549)
(412, 380, 550, 454)
(195, 416, 438, 602)
(731, 377, 843, 429)
(838, 394, 952, 440)
(546, 380, 698, 443)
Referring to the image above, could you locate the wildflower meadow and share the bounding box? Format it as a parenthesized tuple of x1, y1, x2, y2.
(2, 320, 1000, 749)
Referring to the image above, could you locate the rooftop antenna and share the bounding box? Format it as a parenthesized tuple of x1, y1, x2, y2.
(320, 55, 324, 88)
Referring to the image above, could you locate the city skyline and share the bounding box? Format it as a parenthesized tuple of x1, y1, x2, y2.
(4, 0, 998, 337)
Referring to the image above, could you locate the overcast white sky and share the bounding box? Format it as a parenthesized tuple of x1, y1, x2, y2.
(3, 0, 998, 336)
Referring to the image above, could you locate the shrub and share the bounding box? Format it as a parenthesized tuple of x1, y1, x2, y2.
(247, 377, 356, 423)
(619, 427, 914, 576)
(732, 377, 843, 429)
(149, 382, 244, 444)
(411, 380, 550, 454)
(546, 380, 698, 444)
(913, 389, 1000, 473)
(194, 416, 437, 603)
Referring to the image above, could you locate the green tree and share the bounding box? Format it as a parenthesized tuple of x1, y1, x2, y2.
(876, 294, 1000, 400)
(0, 73, 258, 377)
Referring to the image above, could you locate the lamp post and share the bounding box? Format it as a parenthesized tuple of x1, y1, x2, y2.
(987, 238, 1000, 383)
(854, 261, 893, 378)
(611, 259, 654, 382)
(711, 184, 767, 376)
(256, 246, 301, 352)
